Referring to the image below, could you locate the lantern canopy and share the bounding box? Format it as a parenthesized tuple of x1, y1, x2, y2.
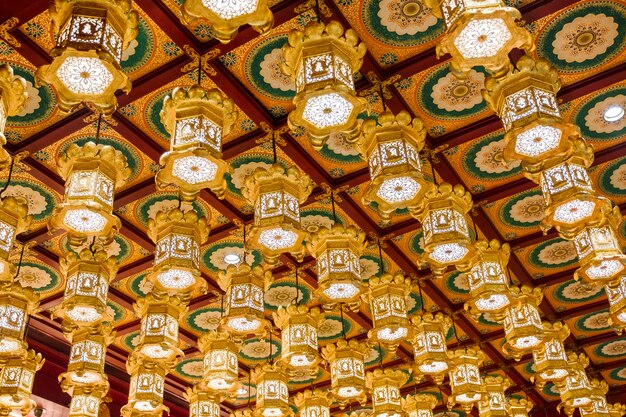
(67, 386, 108, 417)
(447, 348, 484, 413)
(122, 357, 169, 416)
(0, 64, 27, 170)
(185, 386, 221, 417)
(252, 363, 291, 417)
(321, 338, 367, 407)
(366, 368, 409, 417)
(401, 393, 438, 417)
(478, 375, 510, 417)
(294, 389, 331, 417)
(197, 329, 240, 392)
(273, 305, 320, 374)
(411, 312, 452, 385)
(502, 286, 545, 360)
(507, 398, 533, 417)
(367, 273, 413, 351)
(531, 321, 571, 388)
(134, 294, 185, 362)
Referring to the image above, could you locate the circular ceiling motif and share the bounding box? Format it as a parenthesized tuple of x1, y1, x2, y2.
(575, 87, 626, 141)
(106, 301, 126, 324)
(236, 382, 257, 401)
(537, 2, 626, 73)
(240, 338, 281, 362)
(363, 0, 442, 46)
(175, 358, 204, 380)
(543, 383, 560, 397)
(553, 280, 605, 303)
(609, 366, 626, 381)
(264, 282, 310, 310)
(122, 331, 140, 351)
(575, 310, 611, 332)
(63, 233, 132, 265)
(185, 307, 221, 333)
(226, 154, 276, 197)
(120, 18, 152, 73)
(499, 190, 545, 228)
(445, 270, 469, 295)
(15, 260, 61, 294)
(364, 344, 384, 366)
(244, 35, 295, 102)
(128, 273, 153, 298)
(135, 193, 209, 227)
(477, 312, 501, 327)
(318, 133, 363, 164)
(406, 292, 423, 314)
(360, 255, 382, 282)
(528, 238, 578, 269)
(462, 132, 521, 180)
(6, 64, 56, 132)
(408, 229, 425, 255)
(300, 208, 345, 233)
(145, 89, 171, 141)
(599, 156, 626, 196)
(0, 177, 57, 225)
(202, 241, 263, 272)
(288, 368, 323, 386)
(595, 338, 626, 358)
(318, 315, 352, 341)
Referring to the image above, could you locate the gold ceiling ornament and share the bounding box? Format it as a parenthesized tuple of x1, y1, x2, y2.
(557, 368, 609, 417)
(502, 285, 544, 360)
(252, 362, 292, 417)
(424, 0, 533, 78)
(506, 397, 533, 417)
(401, 392, 438, 417)
(181, 0, 273, 44)
(185, 386, 221, 417)
(0, 64, 27, 170)
(366, 272, 412, 352)
(478, 375, 510, 417)
(122, 356, 169, 417)
(273, 304, 321, 374)
(36, 0, 139, 114)
(157, 85, 236, 201)
(0, 196, 32, 281)
(134, 294, 186, 363)
(606, 275, 626, 334)
(307, 223, 367, 309)
(196, 329, 240, 393)
(359, 111, 434, 220)
(54, 247, 117, 330)
(0, 349, 44, 415)
(49, 141, 131, 246)
(294, 389, 331, 417)
(321, 338, 367, 407)
(608, 403, 626, 417)
(459, 239, 513, 321)
(147, 206, 209, 298)
(281, 20, 368, 150)
(414, 183, 475, 276)
(447, 347, 485, 413)
(0, 281, 38, 359)
(531, 321, 571, 388)
(366, 368, 410, 417)
(217, 262, 270, 338)
(410, 312, 452, 384)
(67, 385, 109, 417)
(242, 164, 313, 266)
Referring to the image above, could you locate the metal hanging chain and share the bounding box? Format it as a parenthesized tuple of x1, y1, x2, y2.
(0, 156, 16, 198)
(316, 183, 349, 224)
(13, 240, 27, 278)
(379, 82, 387, 112)
(315, 0, 321, 22)
(293, 265, 300, 306)
(268, 323, 274, 364)
(416, 278, 426, 313)
(271, 129, 278, 164)
(197, 54, 202, 86)
(95, 112, 103, 146)
(378, 342, 384, 370)
(340, 303, 346, 339)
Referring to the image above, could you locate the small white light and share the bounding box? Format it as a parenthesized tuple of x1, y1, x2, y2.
(224, 253, 241, 265)
(603, 105, 624, 122)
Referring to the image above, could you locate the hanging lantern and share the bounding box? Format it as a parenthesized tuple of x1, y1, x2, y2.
(181, 0, 273, 43)
(134, 294, 185, 362)
(157, 86, 236, 201)
(502, 285, 544, 361)
(0, 282, 38, 358)
(36, 0, 138, 114)
(366, 368, 409, 417)
(607, 275, 626, 334)
(242, 164, 313, 265)
(424, 0, 533, 78)
(60, 324, 113, 392)
(460, 239, 513, 321)
(197, 329, 239, 392)
(307, 223, 366, 309)
(147, 206, 208, 297)
(281, 20, 368, 149)
(411, 312, 451, 385)
(401, 393, 438, 417)
(218, 263, 269, 338)
(556, 363, 607, 417)
(478, 375, 510, 417)
(447, 347, 484, 413)
(321, 338, 367, 407)
(367, 273, 412, 352)
(580, 397, 611, 417)
(122, 358, 169, 416)
(294, 389, 331, 417)
(49, 142, 131, 245)
(360, 111, 433, 220)
(54, 248, 116, 328)
(507, 398, 533, 417)
(0, 350, 44, 413)
(185, 386, 221, 417)
(0, 197, 32, 280)
(67, 386, 107, 417)
(273, 305, 320, 374)
(415, 183, 474, 276)
(252, 363, 291, 417)
(0, 64, 27, 170)
(531, 321, 571, 388)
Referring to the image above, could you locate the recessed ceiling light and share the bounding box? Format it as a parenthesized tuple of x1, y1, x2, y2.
(603, 105, 624, 122)
(224, 253, 241, 265)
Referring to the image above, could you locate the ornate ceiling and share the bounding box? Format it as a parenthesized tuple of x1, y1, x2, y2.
(0, 0, 625, 416)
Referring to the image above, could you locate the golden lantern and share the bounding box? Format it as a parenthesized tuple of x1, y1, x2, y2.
(252, 363, 291, 417)
(181, 0, 273, 44)
(414, 183, 474, 276)
(0, 350, 44, 414)
(424, 0, 533, 78)
(122, 357, 169, 416)
(307, 223, 366, 309)
(608, 403, 626, 417)
(134, 294, 185, 362)
(0, 64, 27, 170)
(147, 206, 208, 297)
(68, 386, 108, 417)
(607, 275, 626, 333)
(157, 86, 236, 201)
(0, 282, 38, 358)
(556, 362, 607, 417)
(502, 286, 544, 360)
(185, 386, 221, 417)
(0, 197, 32, 280)
(294, 389, 330, 417)
(49, 141, 131, 245)
(460, 239, 513, 321)
(321, 338, 367, 407)
(478, 375, 510, 417)
(36, 0, 138, 114)
(54, 248, 116, 328)
(281, 20, 368, 149)
(218, 263, 270, 337)
(507, 398, 533, 417)
(60, 324, 113, 392)
(580, 397, 612, 417)
(366, 368, 409, 417)
(273, 305, 320, 374)
(366, 273, 412, 352)
(359, 111, 433, 220)
(447, 347, 484, 413)
(401, 393, 438, 417)
(242, 164, 313, 265)
(410, 312, 451, 384)
(197, 329, 239, 392)
(531, 321, 571, 388)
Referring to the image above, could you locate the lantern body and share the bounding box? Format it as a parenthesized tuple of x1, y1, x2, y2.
(294, 389, 331, 417)
(0, 64, 27, 161)
(580, 398, 611, 417)
(557, 368, 608, 417)
(197, 330, 239, 392)
(68, 391, 104, 417)
(367, 273, 412, 351)
(0, 284, 37, 357)
(0, 350, 43, 412)
(502, 286, 544, 360)
(478, 375, 510, 417)
(366, 369, 408, 417)
(607, 276, 626, 333)
(574, 222, 626, 285)
(447, 348, 484, 412)
(135, 296, 184, 362)
(322, 339, 367, 407)
(61, 326, 112, 390)
(123, 361, 169, 416)
(0, 197, 31, 275)
(411, 313, 451, 384)
(185, 387, 221, 417)
(532, 322, 571, 388)
(274, 305, 320, 373)
(401, 393, 438, 417)
(253, 364, 291, 417)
